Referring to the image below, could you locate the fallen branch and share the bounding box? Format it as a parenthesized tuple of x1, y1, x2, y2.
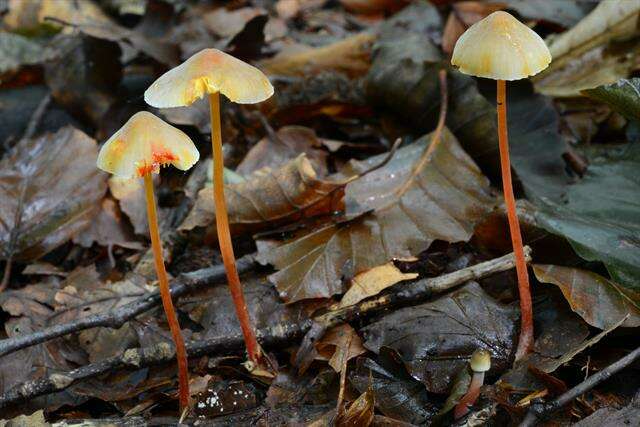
(0, 248, 530, 408)
(520, 343, 640, 427)
(295, 246, 532, 368)
(0, 321, 308, 410)
(0, 255, 256, 358)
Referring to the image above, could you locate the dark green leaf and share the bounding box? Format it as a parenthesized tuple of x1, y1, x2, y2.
(583, 78, 640, 122)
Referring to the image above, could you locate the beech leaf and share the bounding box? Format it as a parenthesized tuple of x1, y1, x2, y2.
(362, 282, 517, 394)
(257, 128, 495, 303)
(180, 154, 344, 235)
(0, 126, 107, 261)
(533, 264, 640, 329)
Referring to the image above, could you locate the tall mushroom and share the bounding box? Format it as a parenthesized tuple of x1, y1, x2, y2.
(97, 111, 200, 410)
(451, 11, 551, 359)
(144, 49, 273, 365)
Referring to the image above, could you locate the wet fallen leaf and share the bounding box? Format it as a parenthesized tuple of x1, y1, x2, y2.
(108, 176, 155, 236)
(73, 198, 143, 251)
(338, 263, 417, 309)
(362, 282, 518, 394)
(531, 144, 640, 292)
(190, 273, 308, 342)
(583, 77, 640, 122)
(316, 324, 367, 373)
(236, 126, 329, 177)
(533, 264, 640, 329)
(533, 0, 640, 97)
(350, 354, 438, 425)
(257, 128, 494, 303)
(0, 126, 107, 261)
(181, 154, 344, 236)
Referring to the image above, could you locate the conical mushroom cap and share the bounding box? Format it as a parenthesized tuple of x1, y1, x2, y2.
(144, 48, 274, 108)
(451, 11, 551, 81)
(97, 112, 200, 178)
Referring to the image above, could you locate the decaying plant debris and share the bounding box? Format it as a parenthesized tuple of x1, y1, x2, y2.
(0, 0, 639, 425)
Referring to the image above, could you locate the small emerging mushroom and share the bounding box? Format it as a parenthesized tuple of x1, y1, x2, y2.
(454, 349, 491, 419)
(97, 111, 199, 410)
(452, 11, 551, 359)
(144, 49, 273, 365)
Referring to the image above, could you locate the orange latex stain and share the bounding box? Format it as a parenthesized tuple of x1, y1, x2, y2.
(137, 150, 179, 177)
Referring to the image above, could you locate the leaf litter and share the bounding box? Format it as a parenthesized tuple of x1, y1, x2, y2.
(0, 0, 639, 424)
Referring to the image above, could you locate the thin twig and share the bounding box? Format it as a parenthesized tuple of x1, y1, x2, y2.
(0, 255, 256, 358)
(0, 249, 530, 408)
(294, 246, 532, 367)
(520, 344, 640, 427)
(0, 321, 309, 410)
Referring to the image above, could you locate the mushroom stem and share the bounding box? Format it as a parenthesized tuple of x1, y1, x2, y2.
(208, 92, 261, 364)
(496, 79, 533, 360)
(453, 371, 485, 419)
(143, 173, 190, 410)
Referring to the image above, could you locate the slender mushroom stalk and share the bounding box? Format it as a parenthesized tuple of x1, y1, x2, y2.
(97, 111, 200, 410)
(451, 11, 551, 359)
(454, 349, 491, 419)
(144, 49, 273, 365)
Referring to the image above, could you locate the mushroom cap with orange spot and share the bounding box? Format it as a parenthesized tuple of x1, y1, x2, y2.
(451, 11, 551, 81)
(97, 111, 200, 178)
(144, 48, 274, 108)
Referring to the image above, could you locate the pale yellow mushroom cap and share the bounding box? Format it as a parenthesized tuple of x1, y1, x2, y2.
(451, 11, 551, 81)
(470, 349, 491, 373)
(144, 48, 274, 108)
(97, 111, 200, 178)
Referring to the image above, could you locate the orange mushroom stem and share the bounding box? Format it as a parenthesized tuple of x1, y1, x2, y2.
(209, 92, 261, 363)
(497, 80, 533, 359)
(451, 11, 551, 360)
(144, 172, 190, 409)
(144, 48, 273, 366)
(97, 111, 200, 410)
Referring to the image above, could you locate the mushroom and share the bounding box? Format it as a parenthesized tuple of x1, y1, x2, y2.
(144, 49, 273, 365)
(97, 111, 200, 410)
(451, 11, 551, 359)
(454, 349, 491, 419)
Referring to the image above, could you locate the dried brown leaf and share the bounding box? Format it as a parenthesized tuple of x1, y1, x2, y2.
(338, 263, 417, 308)
(237, 126, 329, 177)
(109, 176, 149, 236)
(533, 264, 640, 329)
(73, 198, 143, 250)
(260, 32, 374, 77)
(316, 324, 367, 373)
(257, 128, 495, 303)
(180, 154, 344, 235)
(0, 126, 107, 261)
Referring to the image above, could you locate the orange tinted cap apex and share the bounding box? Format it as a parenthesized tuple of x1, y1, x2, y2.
(97, 111, 200, 178)
(144, 48, 274, 108)
(451, 11, 551, 81)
